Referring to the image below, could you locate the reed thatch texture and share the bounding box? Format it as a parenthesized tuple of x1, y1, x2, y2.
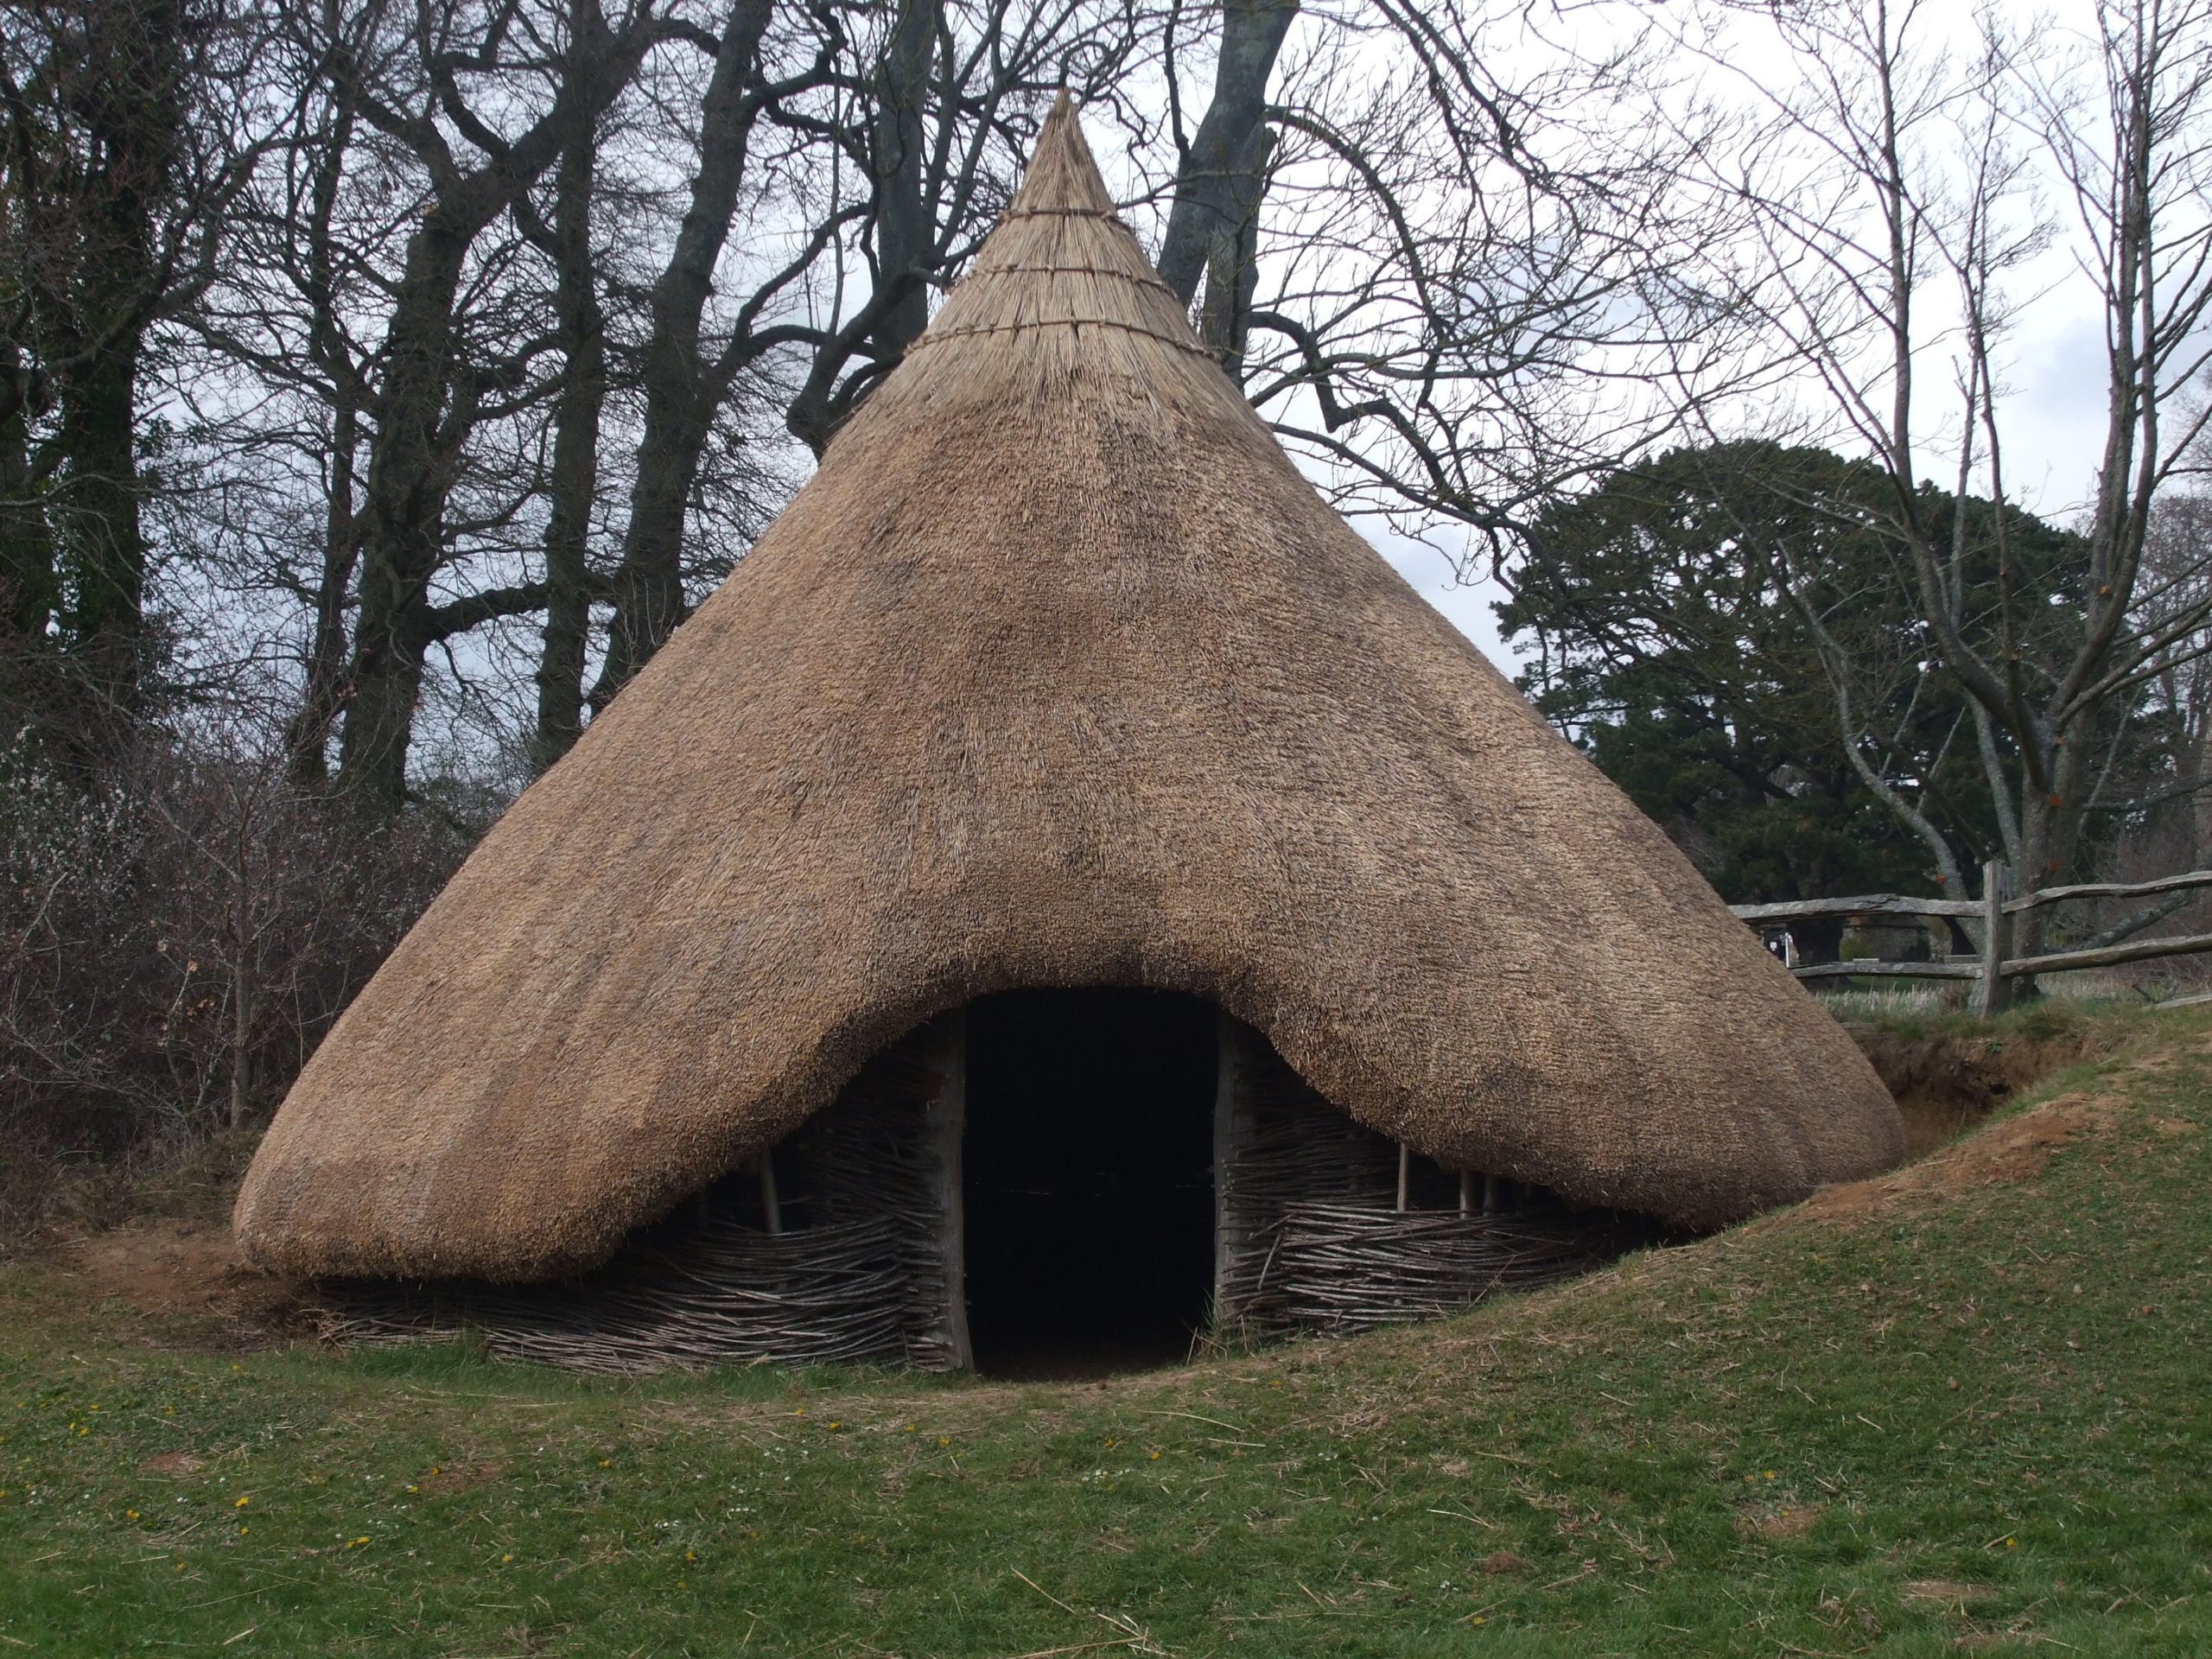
(235, 97, 1902, 1283)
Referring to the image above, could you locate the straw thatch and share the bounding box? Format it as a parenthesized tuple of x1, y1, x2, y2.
(235, 97, 1902, 1284)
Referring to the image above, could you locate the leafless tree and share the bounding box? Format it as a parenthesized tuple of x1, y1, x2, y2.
(91, 0, 1767, 820)
(1, 0, 272, 731)
(1142, 0, 1769, 569)
(2113, 487, 2212, 860)
(1676, 0, 2212, 945)
(583, 0, 1153, 718)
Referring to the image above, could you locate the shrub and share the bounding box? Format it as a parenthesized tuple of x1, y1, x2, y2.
(0, 730, 478, 1237)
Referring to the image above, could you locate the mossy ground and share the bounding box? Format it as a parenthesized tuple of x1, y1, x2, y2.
(3, 1005, 2207, 1656)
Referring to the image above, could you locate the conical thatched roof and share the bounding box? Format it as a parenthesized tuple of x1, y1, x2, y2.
(235, 99, 1901, 1281)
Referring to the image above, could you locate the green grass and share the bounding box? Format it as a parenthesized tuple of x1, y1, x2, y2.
(3, 1008, 2209, 1656)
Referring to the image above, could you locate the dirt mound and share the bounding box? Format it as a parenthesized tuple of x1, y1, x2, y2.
(1792, 1087, 2121, 1223)
(1849, 1021, 2113, 1156)
(60, 1217, 308, 1347)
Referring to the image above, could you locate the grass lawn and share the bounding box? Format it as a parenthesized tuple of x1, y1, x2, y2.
(2, 1005, 2208, 1656)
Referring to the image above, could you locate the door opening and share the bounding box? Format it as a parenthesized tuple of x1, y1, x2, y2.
(961, 988, 1216, 1377)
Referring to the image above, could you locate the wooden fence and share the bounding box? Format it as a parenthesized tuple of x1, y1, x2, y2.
(1728, 861, 2212, 1017)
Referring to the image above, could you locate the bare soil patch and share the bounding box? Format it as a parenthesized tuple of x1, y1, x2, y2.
(420, 1459, 505, 1497)
(1793, 1088, 2118, 1224)
(1849, 1024, 2113, 1157)
(137, 1451, 205, 1478)
(57, 1216, 308, 1347)
(1736, 1503, 1823, 1541)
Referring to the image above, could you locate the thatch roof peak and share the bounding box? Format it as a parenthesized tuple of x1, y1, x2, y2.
(234, 105, 1901, 1286)
(888, 96, 1201, 404)
(1010, 92, 1117, 217)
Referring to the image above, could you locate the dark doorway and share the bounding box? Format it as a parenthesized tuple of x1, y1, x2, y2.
(963, 988, 1217, 1377)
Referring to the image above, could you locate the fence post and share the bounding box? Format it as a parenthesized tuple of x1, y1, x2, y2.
(1972, 860, 2013, 1019)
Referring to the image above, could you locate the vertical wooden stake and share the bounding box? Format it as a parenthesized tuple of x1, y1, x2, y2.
(922, 1009, 972, 1370)
(1972, 860, 2014, 1020)
(1395, 1142, 1410, 1213)
(757, 1151, 782, 1236)
(1212, 1010, 1246, 1326)
(1458, 1169, 1473, 1217)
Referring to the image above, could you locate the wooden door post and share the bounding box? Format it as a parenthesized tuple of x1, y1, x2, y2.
(922, 1010, 972, 1370)
(1212, 1010, 1247, 1326)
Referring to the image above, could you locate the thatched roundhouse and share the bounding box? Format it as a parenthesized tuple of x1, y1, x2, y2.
(235, 100, 1902, 1374)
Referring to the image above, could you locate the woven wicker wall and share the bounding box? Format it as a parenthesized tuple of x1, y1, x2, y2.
(319, 1018, 965, 1373)
(1215, 1020, 1659, 1341)
(321, 1009, 1657, 1373)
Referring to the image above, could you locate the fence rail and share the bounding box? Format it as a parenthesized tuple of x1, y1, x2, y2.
(1729, 862, 2212, 1017)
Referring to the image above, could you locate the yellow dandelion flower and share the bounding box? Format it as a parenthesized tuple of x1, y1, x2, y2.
(938, 1436, 950, 1446)
(685, 1550, 696, 1562)
(905, 1424, 918, 1433)
(1149, 1452, 1160, 1461)
(234, 1496, 250, 1508)
(501, 1554, 513, 1564)
(1763, 1471, 1776, 1480)
(826, 1421, 842, 1431)
(238, 1525, 249, 1535)
(2005, 1537, 2018, 1548)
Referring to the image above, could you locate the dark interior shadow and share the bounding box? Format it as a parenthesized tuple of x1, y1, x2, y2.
(962, 988, 1216, 1378)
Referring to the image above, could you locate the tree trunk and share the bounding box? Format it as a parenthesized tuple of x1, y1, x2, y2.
(54, 333, 148, 715)
(284, 106, 363, 785)
(2009, 720, 2093, 964)
(336, 217, 471, 810)
(1157, 0, 1300, 310)
(0, 343, 59, 717)
(781, 0, 943, 459)
(591, 0, 778, 711)
(330, 2, 668, 807)
(2194, 713, 2212, 869)
(43, 0, 181, 723)
(532, 75, 607, 774)
(227, 862, 253, 1135)
(1197, 124, 1273, 378)
(285, 392, 359, 783)
(868, 0, 938, 358)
